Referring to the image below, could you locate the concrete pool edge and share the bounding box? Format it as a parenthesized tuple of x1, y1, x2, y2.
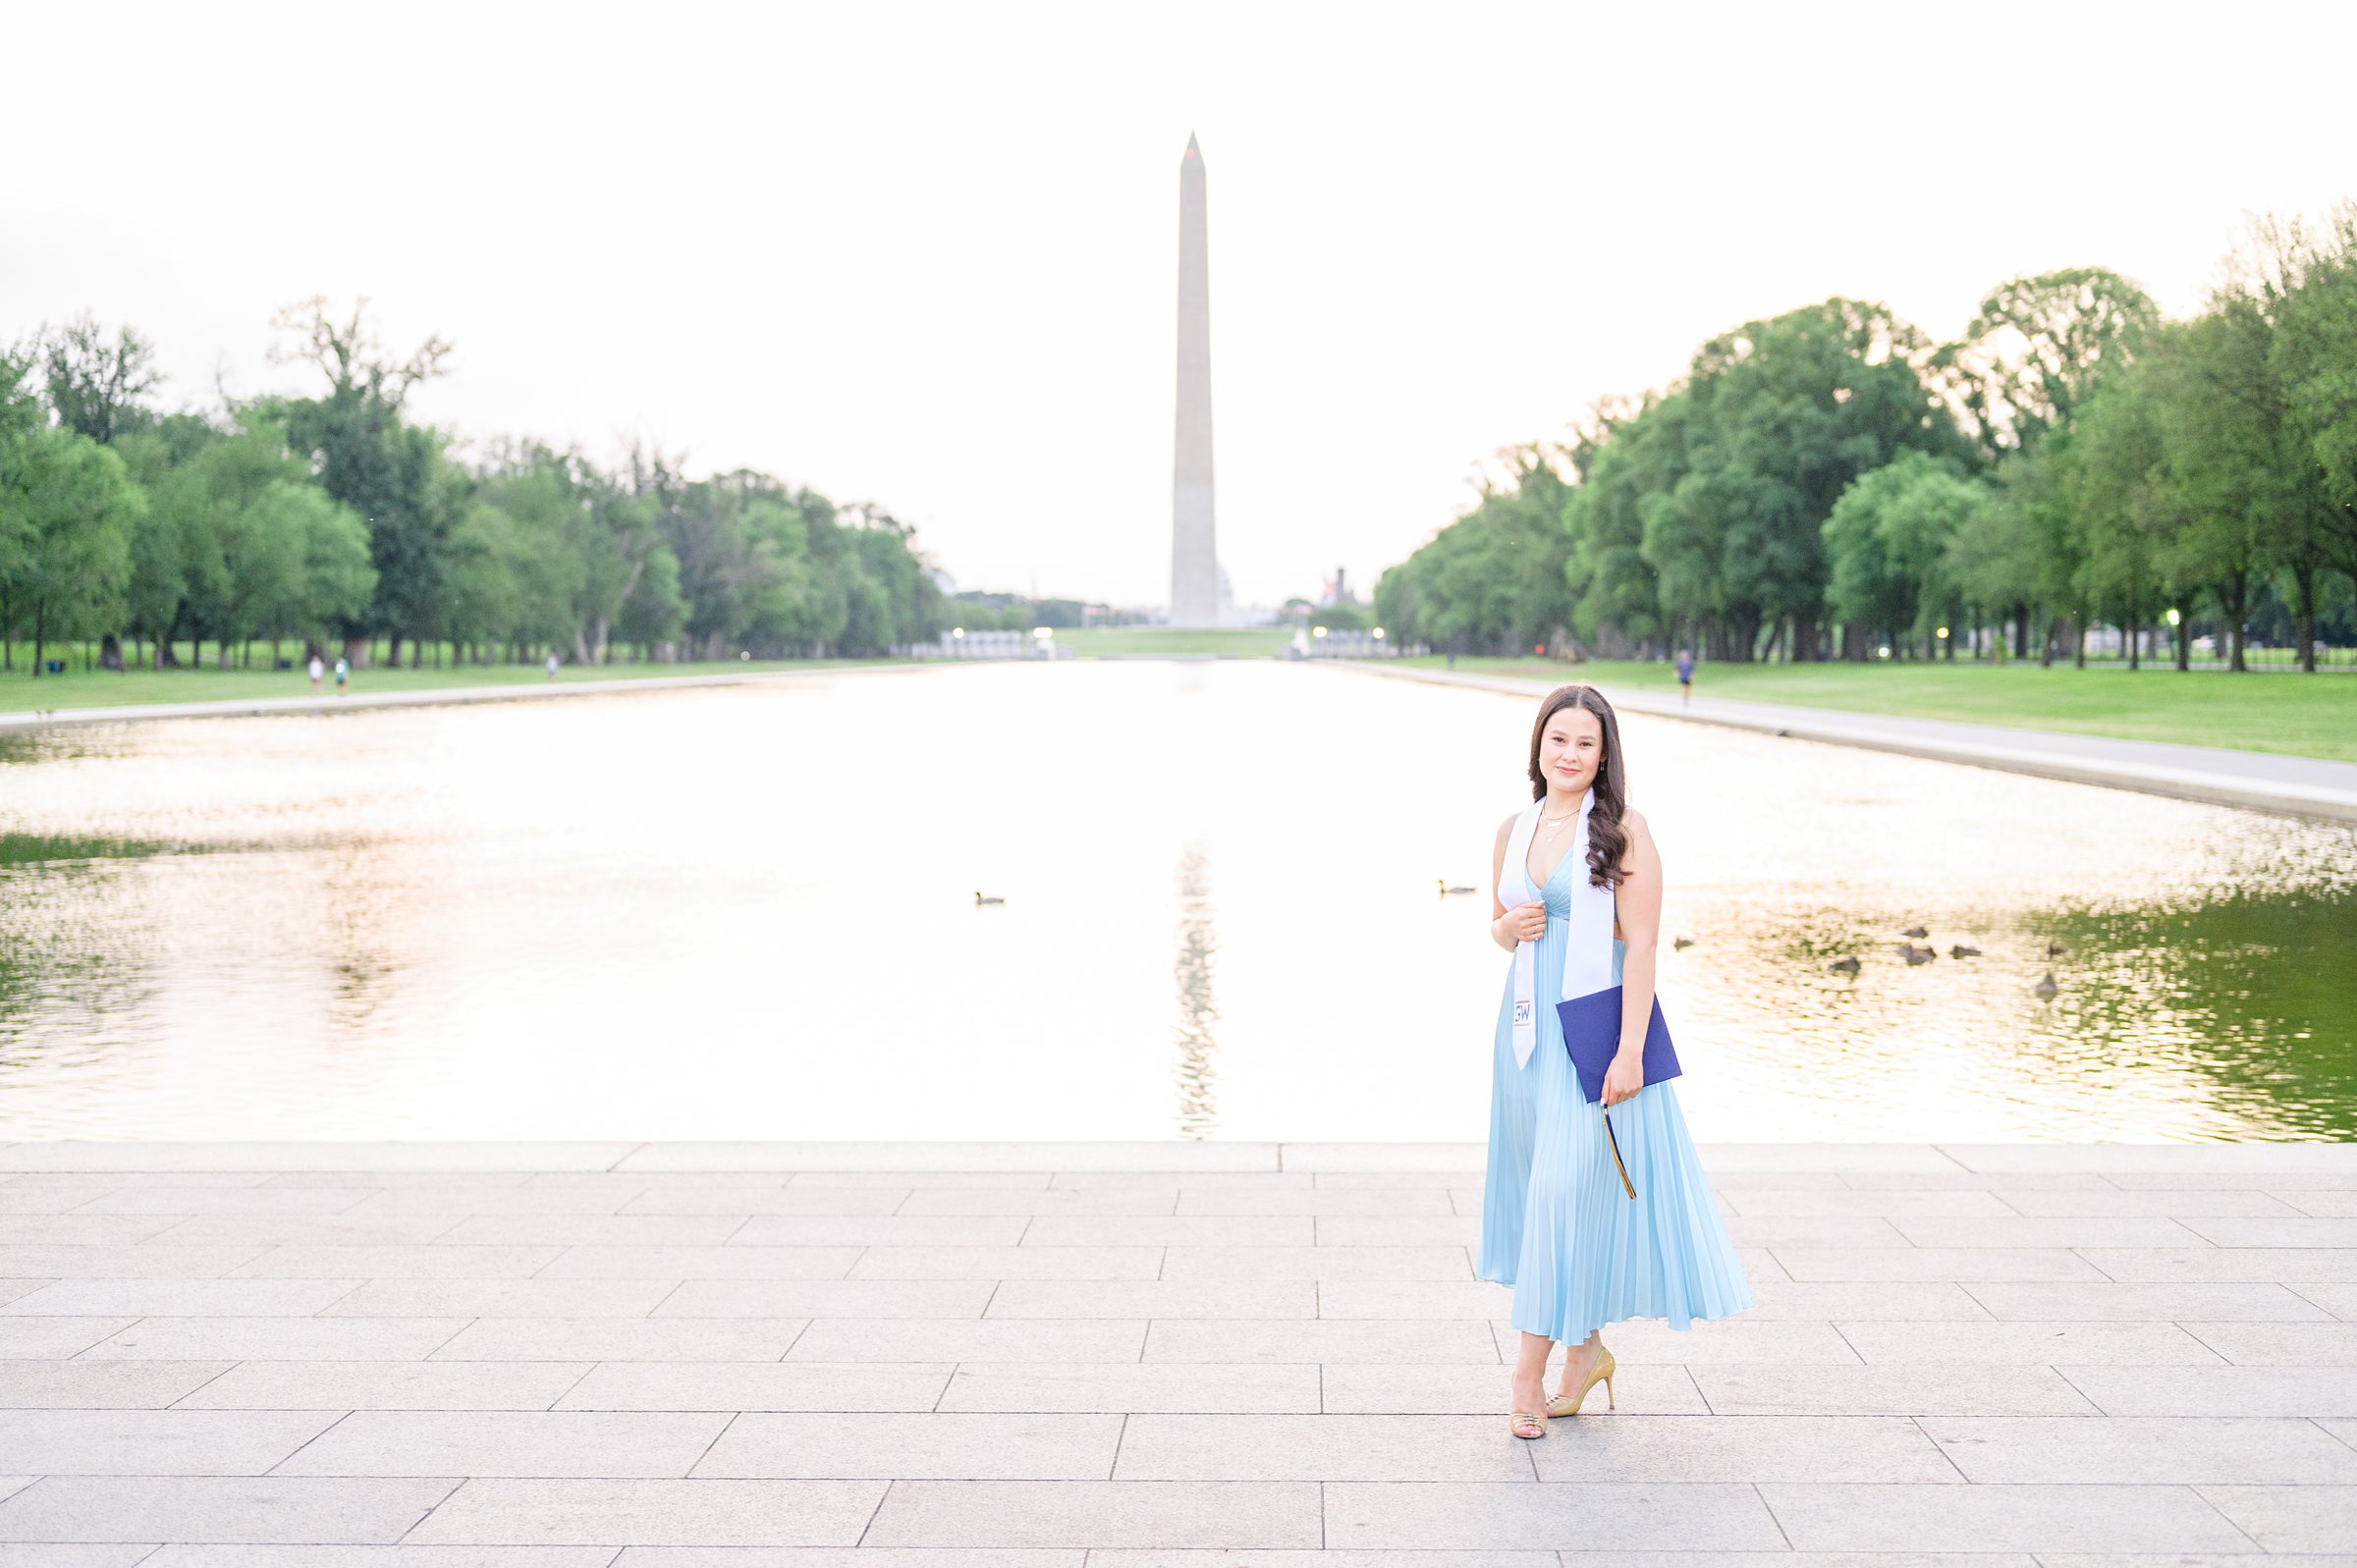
(1, 1140, 2352, 1173)
(1324, 659, 2357, 825)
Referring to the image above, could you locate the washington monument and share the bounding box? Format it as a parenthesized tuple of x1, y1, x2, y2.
(1169, 132, 1220, 626)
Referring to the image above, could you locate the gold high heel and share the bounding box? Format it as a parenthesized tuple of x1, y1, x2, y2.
(1547, 1345, 1616, 1417)
(1507, 1402, 1548, 1439)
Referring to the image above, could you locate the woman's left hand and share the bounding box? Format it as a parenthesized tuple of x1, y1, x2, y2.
(1601, 1052, 1644, 1108)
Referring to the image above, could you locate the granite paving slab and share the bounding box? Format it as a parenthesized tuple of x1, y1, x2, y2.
(982, 1281, 1316, 1320)
(1321, 1479, 1784, 1549)
(272, 1411, 735, 1478)
(1920, 1413, 2357, 1483)
(0, 1408, 339, 1474)
(2199, 1482, 2357, 1551)
(0, 1475, 458, 1542)
(1110, 1413, 1538, 1482)
(551, 1362, 956, 1413)
(1688, 1364, 2101, 1416)
(651, 1281, 995, 1320)
(936, 1362, 1322, 1414)
(858, 1480, 1321, 1548)
(0, 1278, 363, 1317)
(139, 1548, 620, 1565)
(1523, 1413, 1961, 1484)
(696, 1412, 1126, 1481)
(2183, 1320, 2357, 1363)
(1317, 1362, 1711, 1415)
(0, 1316, 137, 1357)
(401, 1479, 885, 1545)
(174, 1359, 595, 1411)
(428, 1317, 811, 1362)
(0, 1359, 238, 1408)
(1757, 1480, 2255, 1551)
(81, 1315, 472, 1360)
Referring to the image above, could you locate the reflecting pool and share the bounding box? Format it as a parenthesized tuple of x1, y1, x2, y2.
(1, 661, 2351, 1141)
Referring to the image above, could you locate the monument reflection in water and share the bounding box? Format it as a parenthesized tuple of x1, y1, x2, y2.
(0, 660, 2351, 1142)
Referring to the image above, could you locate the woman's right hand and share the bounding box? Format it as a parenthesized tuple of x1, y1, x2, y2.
(1496, 901, 1546, 946)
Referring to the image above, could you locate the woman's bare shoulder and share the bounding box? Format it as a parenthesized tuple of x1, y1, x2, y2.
(1621, 805, 1651, 838)
(1496, 812, 1519, 845)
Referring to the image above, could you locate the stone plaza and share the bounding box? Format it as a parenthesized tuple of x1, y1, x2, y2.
(0, 1138, 2351, 1561)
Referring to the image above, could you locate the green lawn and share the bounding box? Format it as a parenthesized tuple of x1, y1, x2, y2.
(1050, 627, 1294, 657)
(0, 651, 908, 717)
(1391, 655, 2357, 764)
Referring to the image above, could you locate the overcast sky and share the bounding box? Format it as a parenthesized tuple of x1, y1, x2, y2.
(9, 1, 2353, 610)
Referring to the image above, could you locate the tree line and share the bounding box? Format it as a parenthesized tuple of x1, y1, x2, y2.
(0, 298, 947, 676)
(1376, 208, 2357, 671)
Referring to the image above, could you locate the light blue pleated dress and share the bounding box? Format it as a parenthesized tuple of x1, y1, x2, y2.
(1476, 853, 1752, 1345)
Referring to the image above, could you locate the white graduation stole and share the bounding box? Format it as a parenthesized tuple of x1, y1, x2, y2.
(1498, 787, 1619, 1068)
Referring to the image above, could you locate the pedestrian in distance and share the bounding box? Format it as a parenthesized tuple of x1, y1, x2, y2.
(307, 653, 324, 692)
(334, 656, 349, 695)
(1674, 648, 1694, 706)
(1482, 683, 1750, 1439)
(546, 651, 560, 681)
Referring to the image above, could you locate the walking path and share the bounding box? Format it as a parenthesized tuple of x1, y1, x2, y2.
(0, 662, 936, 733)
(1334, 661, 2357, 825)
(0, 1138, 2351, 1558)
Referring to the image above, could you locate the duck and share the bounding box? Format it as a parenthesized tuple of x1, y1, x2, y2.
(1672, 936, 1694, 950)
(2033, 971, 2058, 999)
(1438, 880, 1477, 895)
(1948, 945, 1980, 959)
(1896, 943, 1936, 965)
(2046, 940, 2072, 957)
(974, 891, 1006, 906)
(1828, 955, 1861, 976)
(1901, 925, 1929, 939)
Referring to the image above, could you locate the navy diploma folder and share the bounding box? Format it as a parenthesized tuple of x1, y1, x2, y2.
(1556, 985, 1682, 1105)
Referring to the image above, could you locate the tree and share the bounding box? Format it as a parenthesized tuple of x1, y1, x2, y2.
(1942, 460, 2042, 659)
(146, 418, 374, 669)
(469, 442, 674, 665)
(2146, 224, 2346, 673)
(2269, 203, 2357, 565)
(2064, 363, 2175, 671)
(109, 414, 223, 666)
(1930, 268, 2160, 459)
(2245, 208, 2357, 668)
(441, 499, 526, 661)
(1378, 449, 1576, 656)
(1651, 298, 1965, 661)
(260, 480, 376, 658)
(37, 313, 163, 446)
(0, 423, 141, 676)
(841, 504, 946, 653)
(616, 539, 685, 654)
(268, 297, 457, 665)
(1562, 395, 1681, 654)
(1823, 453, 1991, 659)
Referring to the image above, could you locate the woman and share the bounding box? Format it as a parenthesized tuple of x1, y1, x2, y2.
(1480, 683, 1750, 1438)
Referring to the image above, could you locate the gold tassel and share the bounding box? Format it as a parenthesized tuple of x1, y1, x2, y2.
(1604, 1109, 1635, 1200)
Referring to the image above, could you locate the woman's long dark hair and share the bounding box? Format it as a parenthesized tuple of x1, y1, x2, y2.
(1526, 683, 1629, 890)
